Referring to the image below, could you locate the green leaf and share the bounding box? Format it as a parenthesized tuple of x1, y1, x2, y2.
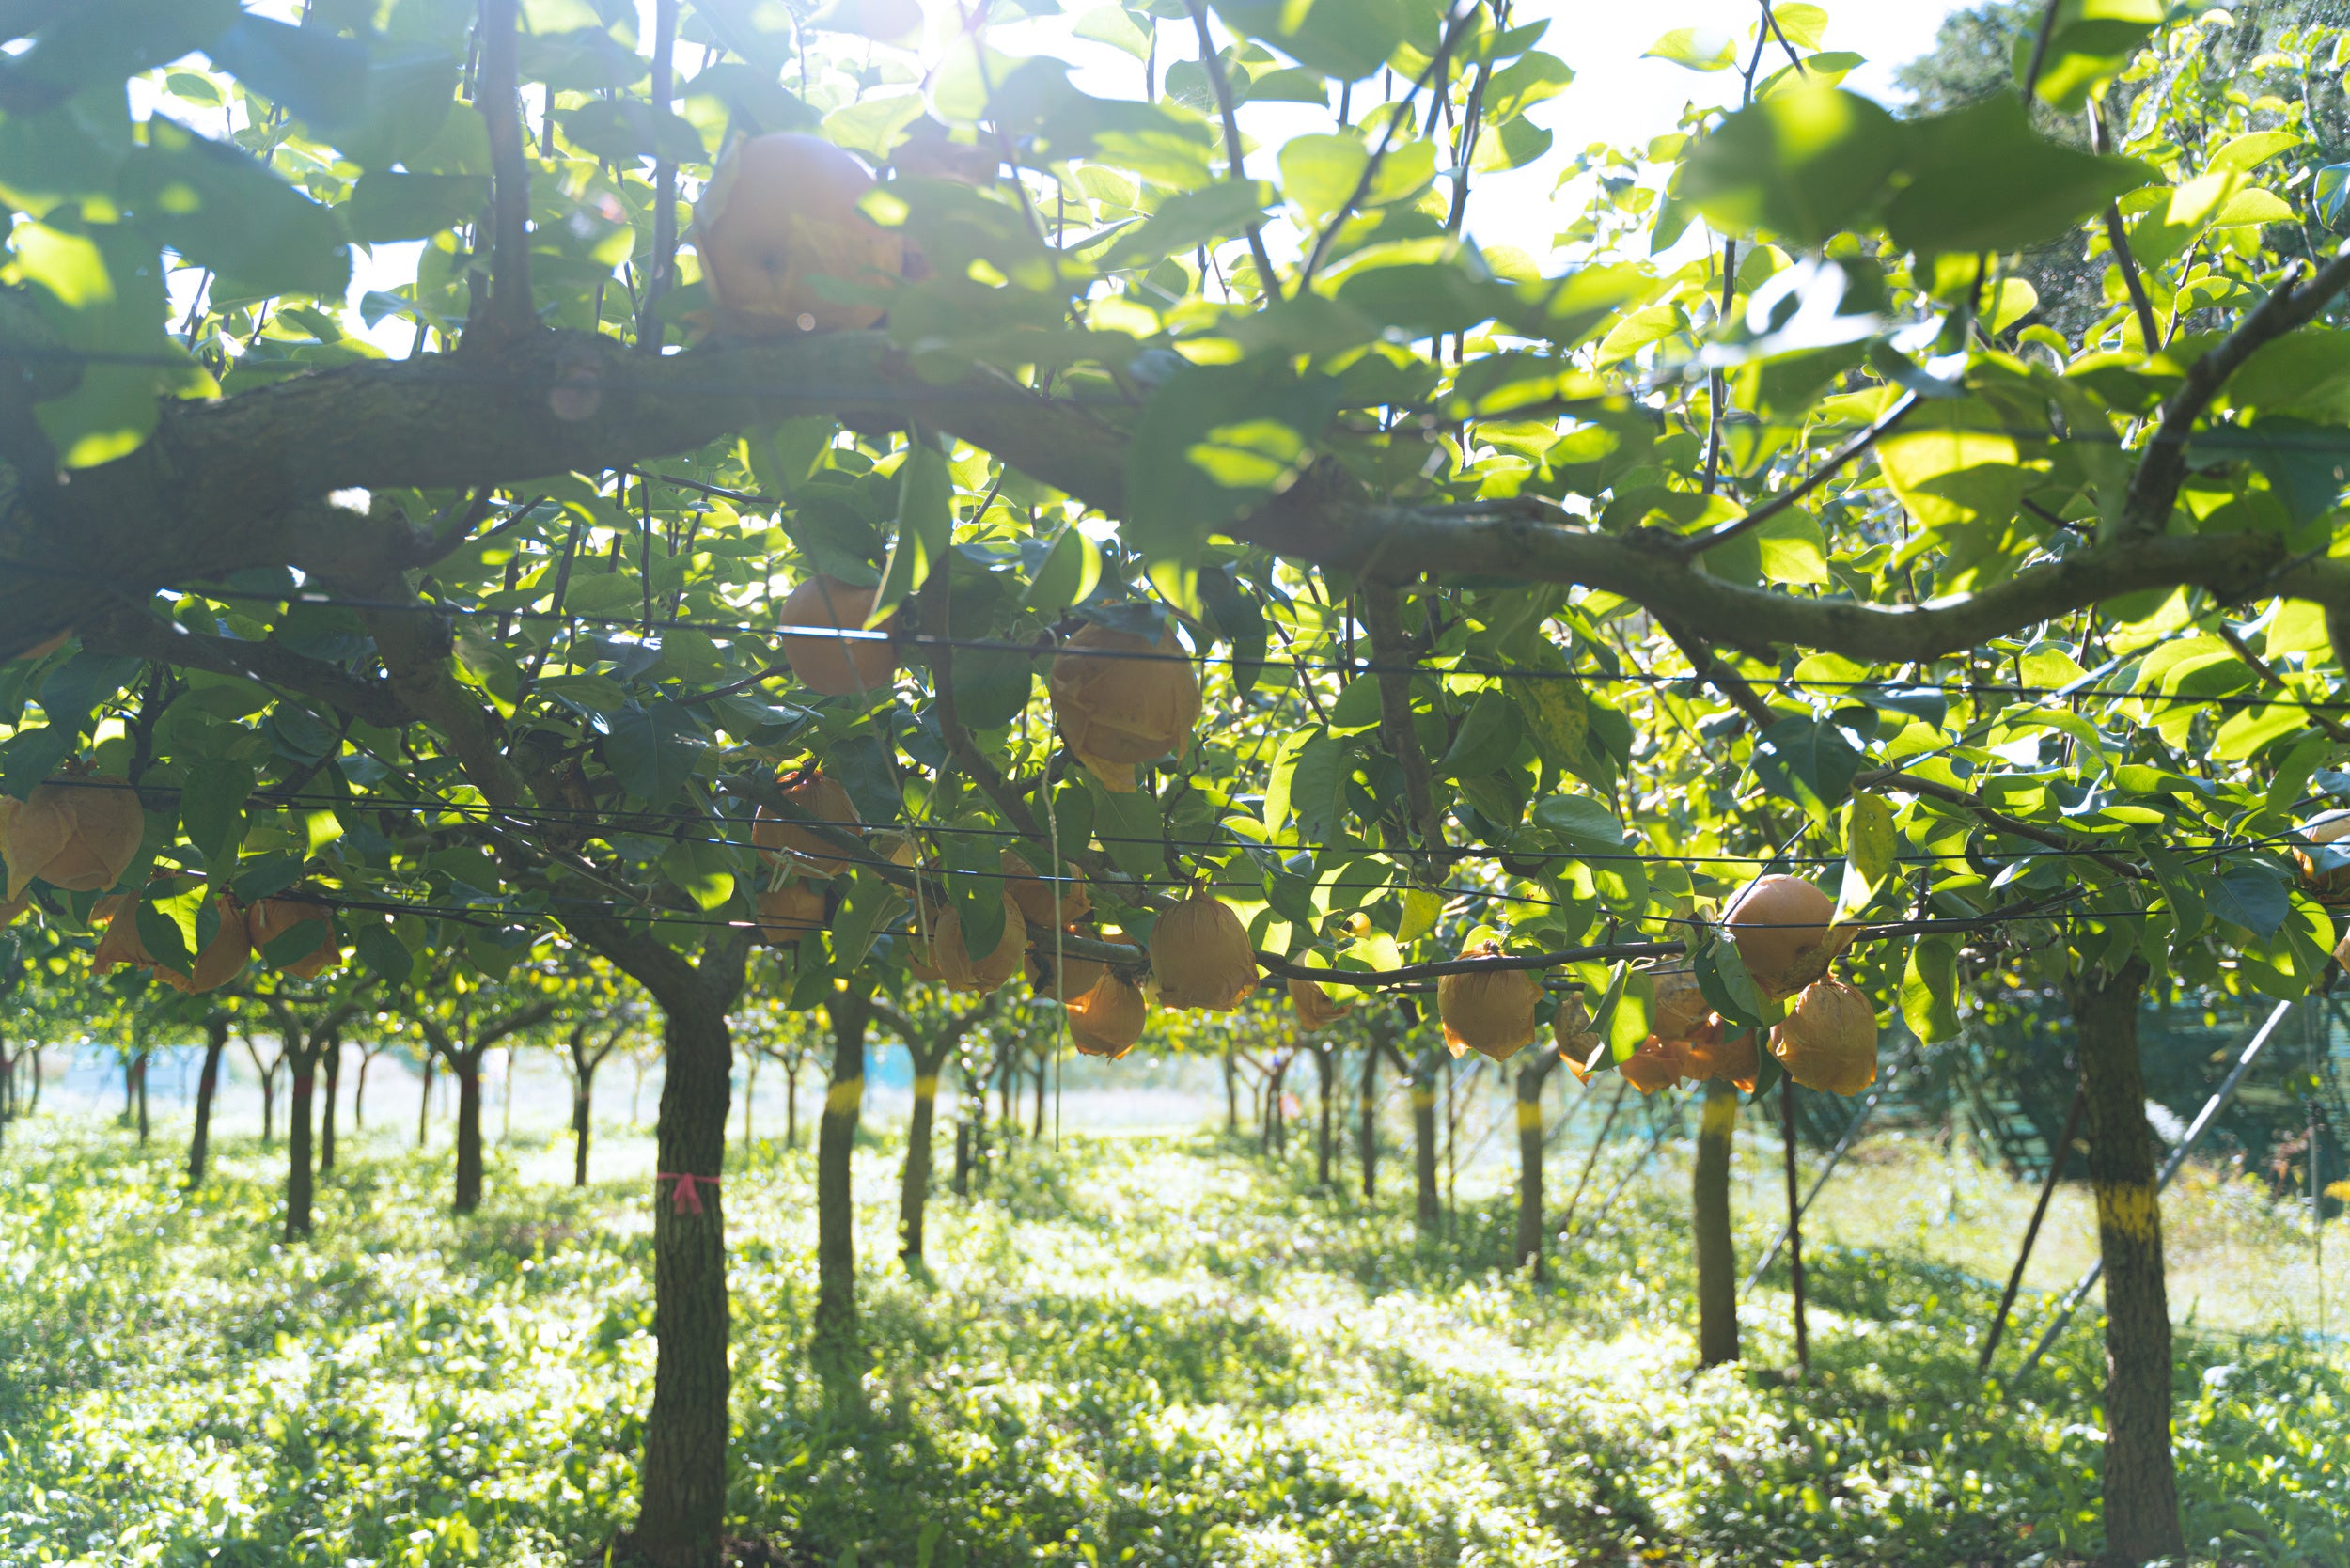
(1676, 86, 1905, 247)
(1752, 714, 1860, 825)
(2207, 865, 2291, 940)
(1836, 791, 1895, 920)
(179, 757, 255, 867)
(1581, 960, 1629, 1073)
(125, 118, 352, 299)
(1607, 968, 1654, 1061)
(354, 920, 415, 986)
(945, 837, 1005, 960)
(204, 13, 370, 133)
(603, 698, 694, 805)
(659, 841, 737, 911)
(2013, 0, 2163, 114)
(1532, 792, 1625, 853)
(0, 0, 238, 115)
(874, 445, 952, 623)
(1210, 0, 1406, 81)
(1644, 25, 1737, 72)
(1480, 52, 1571, 123)
(822, 92, 923, 164)
(18, 218, 212, 469)
(1883, 92, 2153, 257)
(831, 869, 901, 973)
(1277, 133, 1367, 220)
(1900, 933, 1960, 1043)
(342, 170, 488, 243)
(1024, 524, 1102, 615)
(1436, 690, 1519, 779)
(1073, 5, 1153, 60)
(135, 881, 204, 976)
(1087, 779, 1164, 876)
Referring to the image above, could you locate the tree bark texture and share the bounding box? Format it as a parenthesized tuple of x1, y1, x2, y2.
(186, 1025, 226, 1186)
(2069, 957, 2185, 1565)
(1314, 1045, 1335, 1188)
(416, 1052, 432, 1149)
(1412, 1069, 1440, 1234)
(1514, 1058, 1549, 1275)
(815, 990, 869, 1401)
(320, 1036, 340, 1174)
(18, 328, 2344, 675)
(573, 1079, 594, 1187)
(286, 1067, 316, 1242)
(454, 1057, 485, 1214)
(900, 1044, 948, 1262)
(633, 990, 734, 1568)
(1693, 1076, 1740, 1367)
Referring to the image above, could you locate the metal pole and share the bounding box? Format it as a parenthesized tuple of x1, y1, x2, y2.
(1979, 1083, 2088, 1373)
(1742, 1048, 1914, 1294)
(2014, 995, 2298, 1380)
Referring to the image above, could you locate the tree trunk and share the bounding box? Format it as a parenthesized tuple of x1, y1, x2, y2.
(133, 1051, 150, 1145)
(320, 1037, 340, 1174)
(1358, 1044, 1378, 1200)
(997, 1047, 1015, 1131)
(354, 1049, 369, 1128)
(1313, 1046, 1335, 1187)
(2070, 956, 2184, 1564)
(187, 1023, 227, 1186)
(416, 1052, 432, 1149)
(1412, 1065, 1439, 1235)
(27, 1047, 39, 1113)
(1031, 1048, 1045, 1137)
(1514, 1058, 1548, 1275)
(814, 989, 869, 1400)
(953, 1117, 971, 1197)
(453, 1053, 486, 1214)
(286, 1061, 316, 1241)
(742, 1050, 758, 1152)
(1693, 1075, 1740, 1367)
(573, 1073, 594, 1188)
(259, 1062, 276, 1145)
(901, 1045, 945, 1263)
(633, 990, 734, 1568)
(1223, 1042, 1238, 1135)
(786, 1062, 800, 1148)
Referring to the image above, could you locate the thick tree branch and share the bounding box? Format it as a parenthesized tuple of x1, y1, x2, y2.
(2123, 242, 2350, 539)
(474, 0, 535, 348)
(14, 329, 2350, 671)
(79, 608, 407, 728)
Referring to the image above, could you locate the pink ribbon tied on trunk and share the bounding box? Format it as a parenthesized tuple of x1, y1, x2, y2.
(655, 1171, 720, 1215)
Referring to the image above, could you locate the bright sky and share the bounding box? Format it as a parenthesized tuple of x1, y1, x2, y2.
(328, 0, 1971, 353)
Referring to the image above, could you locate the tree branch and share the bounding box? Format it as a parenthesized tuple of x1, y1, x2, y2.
(474, 0, 536, 348)
(1681, 390, 1919, 557)
(1855, 766, 2143, 879)
(16, 327, 2350, 672)
(79, 608, 408, 728)
(1360, 583, 1447, 855)
(1186, 0, 1280, 302)
(2123, 242, 2350, 539)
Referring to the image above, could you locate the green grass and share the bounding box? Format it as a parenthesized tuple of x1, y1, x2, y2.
(1, 1111, 2346, 1567)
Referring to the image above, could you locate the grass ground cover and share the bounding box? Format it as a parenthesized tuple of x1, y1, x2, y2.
(0, 1115, 2343, 1567)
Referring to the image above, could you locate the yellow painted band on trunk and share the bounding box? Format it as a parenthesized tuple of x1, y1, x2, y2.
(1515, 1101, 1543, 1131)
(2094, 1181, 2160, 1241)
(913, 1074, 939, 1100)
(824, 1077, 865, 1115)
(1410, 1089, 1436, 1108)
(1700, 1089, 1739, 1137)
